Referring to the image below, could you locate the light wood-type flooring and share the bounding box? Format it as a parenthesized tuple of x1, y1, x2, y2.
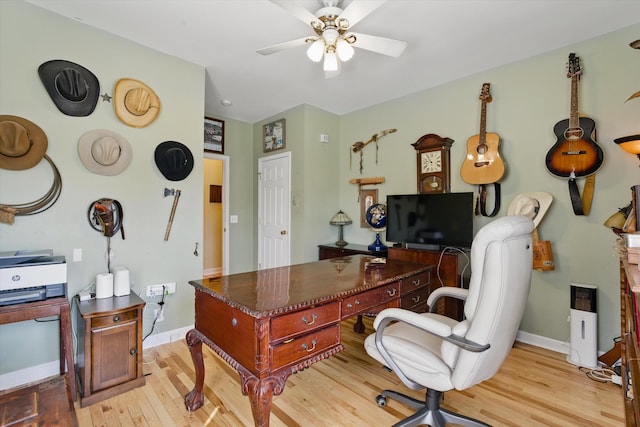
(75, 317, 624, 426)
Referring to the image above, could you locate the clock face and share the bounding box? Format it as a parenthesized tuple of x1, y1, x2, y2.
(421, 151, 442, 173)
(420, 175, 443, 193)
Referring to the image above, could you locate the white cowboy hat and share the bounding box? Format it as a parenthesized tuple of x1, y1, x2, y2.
(78, 129, 132, 176)
(507, 192, 553, 229)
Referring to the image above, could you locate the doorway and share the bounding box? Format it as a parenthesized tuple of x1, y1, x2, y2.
(258, 152, 291, 270)
(203, 154, 229, 276)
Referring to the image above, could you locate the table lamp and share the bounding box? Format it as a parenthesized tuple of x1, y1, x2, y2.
(330, 210, 352, 247)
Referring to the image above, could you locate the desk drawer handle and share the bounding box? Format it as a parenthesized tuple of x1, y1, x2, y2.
(302, 313, 317, 325)
(412, 295, 421, 303)
(130, 348, 137, 356)
(412, 279, 421, 287)
(301, 340, 317, 352)
(387, 289, 397, 297)
(113, 315, 121, 322)
(346, 300, 361, 309)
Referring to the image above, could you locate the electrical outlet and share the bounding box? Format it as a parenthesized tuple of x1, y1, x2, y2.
(146, 282, 177, 297)
(154, 307, 164, 322)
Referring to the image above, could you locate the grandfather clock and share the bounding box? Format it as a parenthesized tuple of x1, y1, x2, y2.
(412, 133, 454, 194)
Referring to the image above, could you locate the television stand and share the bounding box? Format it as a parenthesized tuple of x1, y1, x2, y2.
(388, 246, 469, 319)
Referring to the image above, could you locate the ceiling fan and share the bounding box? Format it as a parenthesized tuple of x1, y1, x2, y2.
(257, 0, 407, 77)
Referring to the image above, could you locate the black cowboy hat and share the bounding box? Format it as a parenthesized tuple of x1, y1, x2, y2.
(38, 59, 100, 117)
(154, 141, 194, 181)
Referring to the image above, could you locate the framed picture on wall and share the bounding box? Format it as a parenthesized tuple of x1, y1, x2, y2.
(204, 116, 224, 154)
(360, 189, 378, 227)
(263, 118, 286, 152)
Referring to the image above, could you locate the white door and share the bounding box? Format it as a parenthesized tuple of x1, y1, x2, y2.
(258, 152, 291, 270)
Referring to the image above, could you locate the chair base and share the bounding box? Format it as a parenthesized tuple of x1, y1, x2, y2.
(377, 388, 491, 427)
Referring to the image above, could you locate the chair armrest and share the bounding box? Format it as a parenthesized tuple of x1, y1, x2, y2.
(372, 308, 489, 391)
(427, 287, 468, 313)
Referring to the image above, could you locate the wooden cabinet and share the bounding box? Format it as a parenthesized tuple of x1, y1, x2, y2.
(74, 293, 145, 407)
(318, 243, 387, 260)
(619, 248, 640, 426)
(388, 246, 469, 319)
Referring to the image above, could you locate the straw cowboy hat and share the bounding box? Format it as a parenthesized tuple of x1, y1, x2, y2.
(0, 115, 48, 170)
(114, 78, 161, 128)
(38, 60, 100, 117)
(78, 129, 132, 176)
(507, 192, 553, 229)
(154, 141, 194, 181)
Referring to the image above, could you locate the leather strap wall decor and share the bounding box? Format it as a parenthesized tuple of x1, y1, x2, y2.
(568, 174, 595, 215)
(475, 182, 501, 217)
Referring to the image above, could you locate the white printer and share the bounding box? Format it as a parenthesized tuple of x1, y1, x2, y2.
(0, 250, 67, 306)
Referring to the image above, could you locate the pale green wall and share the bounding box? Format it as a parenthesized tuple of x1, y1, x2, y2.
(336, 23, 640, 349)
(0, 1, 256, 374)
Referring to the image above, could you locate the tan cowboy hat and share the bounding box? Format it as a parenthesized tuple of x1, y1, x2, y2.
(0, 115, 48, 170)
(78, 129, 132, 176)
(113, 78, 161, 128)
(507, 192, 553, 229)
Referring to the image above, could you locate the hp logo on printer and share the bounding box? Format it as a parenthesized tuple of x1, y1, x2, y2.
(12, 275, 21, 282)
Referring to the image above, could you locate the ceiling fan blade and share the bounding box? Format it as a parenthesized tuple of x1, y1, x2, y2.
(268, 0, 319, 26)
(257, 37, 310, 55)
(349, 32, 407, 57)
(338, 0, 386, 28)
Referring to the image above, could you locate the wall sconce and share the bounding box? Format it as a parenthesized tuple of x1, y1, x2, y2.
(614, 135, 640, 164)
(330, 210, 352, 247)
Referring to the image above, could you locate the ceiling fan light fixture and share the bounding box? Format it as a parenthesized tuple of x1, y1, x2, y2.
(323, 28, 339, 45)
(336, 37, 354, 61)
(307, 39, 325, 62)
(323, 49, 339, 72)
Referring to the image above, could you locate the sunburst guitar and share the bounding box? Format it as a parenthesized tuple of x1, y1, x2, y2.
(545, 53, 603, 178)
(460, 83, 505, 185)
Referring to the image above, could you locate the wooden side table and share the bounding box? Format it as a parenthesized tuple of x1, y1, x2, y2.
(318, 243, 387, 260)
(74, 293, 145, 407)
(0, 296, 76, 401)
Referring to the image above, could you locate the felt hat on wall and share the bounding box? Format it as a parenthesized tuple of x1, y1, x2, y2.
(154, 141, 193, 181)
(114, 78, 161, 128)
(78, 129, 132, 176)
(0, 115, 48, 170)
(507, 192, 553, 229)
(38, 60, 100, 117)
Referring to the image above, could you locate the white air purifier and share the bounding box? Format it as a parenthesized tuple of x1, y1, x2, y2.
(567, 283, 598, 369)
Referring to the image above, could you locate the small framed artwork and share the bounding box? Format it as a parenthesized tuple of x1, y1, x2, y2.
(263, 118, 286, 152)
(204, 116, 224, 154)
(360, 189, 378, 227)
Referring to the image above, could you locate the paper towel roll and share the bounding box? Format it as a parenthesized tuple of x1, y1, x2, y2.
(96, 273, 114, 299)
(112, 266, 130, 296)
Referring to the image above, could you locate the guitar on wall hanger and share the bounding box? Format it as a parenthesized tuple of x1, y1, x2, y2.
(545, 53, 603, 215)
(460, 83, 505, 217)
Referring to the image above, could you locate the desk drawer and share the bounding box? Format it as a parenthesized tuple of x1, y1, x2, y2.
(342, 283, 400, 318)
(400, 271, 431, 295)
(91, 308, 138, 328)
(271, 324, 340, 369)
(270, 303, 340, 342)
(401, 287, 430, 312)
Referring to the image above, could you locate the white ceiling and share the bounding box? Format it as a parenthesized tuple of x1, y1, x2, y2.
(26, 0, 640, 123)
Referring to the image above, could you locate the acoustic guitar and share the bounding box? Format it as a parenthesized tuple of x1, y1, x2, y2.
(460, 83, 505, 185)
(545, 53, 603, 178)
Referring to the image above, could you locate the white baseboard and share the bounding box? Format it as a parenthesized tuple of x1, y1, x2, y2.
(0, 324, 194, 391)
(516, 330, 570, 355)
(0, 327, 575, 391)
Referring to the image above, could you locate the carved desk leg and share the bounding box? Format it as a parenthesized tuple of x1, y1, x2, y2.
(184, 329, 205, 411)
(240, 369, 288, 427)
(353, 314, 366, 333)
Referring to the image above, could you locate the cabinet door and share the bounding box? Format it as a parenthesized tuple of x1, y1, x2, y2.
(91, 320, 138, 391)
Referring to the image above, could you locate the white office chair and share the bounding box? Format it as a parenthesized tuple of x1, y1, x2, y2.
(364, 215, 534, 427)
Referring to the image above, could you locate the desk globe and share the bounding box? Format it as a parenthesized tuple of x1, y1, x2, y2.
(365, 203, 387, 252)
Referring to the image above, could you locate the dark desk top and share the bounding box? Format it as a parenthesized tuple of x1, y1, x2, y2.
(190, 255, 431, 317)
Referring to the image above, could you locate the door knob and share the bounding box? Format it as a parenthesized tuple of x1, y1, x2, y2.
(280, 230, 287, 235)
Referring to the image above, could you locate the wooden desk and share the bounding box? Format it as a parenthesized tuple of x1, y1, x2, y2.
(0, 296, 76, 401)
(619, 247, 640, 426)
(184, 255, 432, 427)
(318, 243, 387, 260)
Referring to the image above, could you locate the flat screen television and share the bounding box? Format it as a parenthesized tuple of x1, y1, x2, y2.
(385, 192, 474, 250)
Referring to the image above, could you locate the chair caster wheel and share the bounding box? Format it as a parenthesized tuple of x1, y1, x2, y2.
(376, 394, 387, 407)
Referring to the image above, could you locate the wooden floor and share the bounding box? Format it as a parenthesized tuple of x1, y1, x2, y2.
(74, 317, 624, 426)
